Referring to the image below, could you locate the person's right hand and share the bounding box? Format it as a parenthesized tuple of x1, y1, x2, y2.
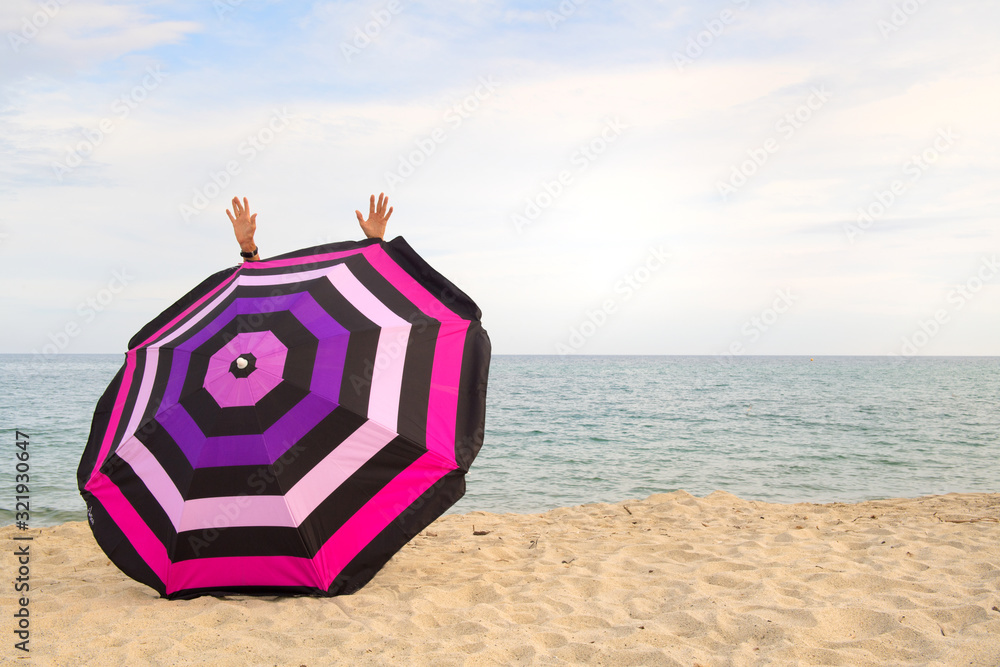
(356, 193, 393, 240)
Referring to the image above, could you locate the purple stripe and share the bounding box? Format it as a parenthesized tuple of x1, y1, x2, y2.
(165, 292, 345, 402)
(194, 392, 336, 468)
(176, 301, 239, 354)
(161, 348, 194, 412)
(156, 395, 211, 464)
(287, 292, 349, 402)
(311, 337, 347, 403)
(288, 291, 349, 339)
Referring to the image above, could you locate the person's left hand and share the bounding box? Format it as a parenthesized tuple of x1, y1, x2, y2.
(227, 196, 258, 258)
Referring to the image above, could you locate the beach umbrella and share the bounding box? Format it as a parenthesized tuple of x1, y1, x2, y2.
(78, 237, 490, 599)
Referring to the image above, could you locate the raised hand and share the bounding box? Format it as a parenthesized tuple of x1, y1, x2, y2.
(356, 192, 393, 240)
(227, 196, 259, 261)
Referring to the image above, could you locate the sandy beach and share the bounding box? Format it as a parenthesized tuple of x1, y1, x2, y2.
(4, 491, 999, 666)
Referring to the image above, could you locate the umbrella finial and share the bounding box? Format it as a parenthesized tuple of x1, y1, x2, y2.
(236, 356, 249, 370)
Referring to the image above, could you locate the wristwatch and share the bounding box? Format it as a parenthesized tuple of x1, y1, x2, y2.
(240, 246, 258, 259)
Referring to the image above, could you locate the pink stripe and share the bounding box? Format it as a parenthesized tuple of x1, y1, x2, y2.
(85, 471, 171, 585)
(116, 436, 185, 527)
(165, 452, 452, 594)
(180, 495, 293, 532)
(311, 451, 452, 583)
(251, 247, 367, 270)
(284, 420, 396, 525)
(326, 264, 410, 432)
(120, 347, 159, 458)
(362, 246, 470, 465)
(362, 245, 463, 321)
(168, 554, 321, 591)
(89, 351, 138, 482)
(237, 265, 350, 286)
(176, 420, 396, 530)
(425, 320, 470, 463)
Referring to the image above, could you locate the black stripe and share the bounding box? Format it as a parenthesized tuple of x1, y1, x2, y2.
(135, 414, 196, 496)
(159, 280, 240, 351)
(102, 454, 174, 551)
(395, 321, 437, 448)
(78, 361, 126, 490)
(328, 468, 466, 595)
(383, 236, 483, 321)
(454, 321, 491, 471)
(174, 526, 307, 560)
(109, 350, 149, 465)
(345, 254, 435, 322)
(80, 490, 167, 597)
(343, 256, 440, 446)
(302, 277, 379, 418)
(140, 345, 179, 434)
(81, 350, 151, 486)
(296, 435, 425, 555)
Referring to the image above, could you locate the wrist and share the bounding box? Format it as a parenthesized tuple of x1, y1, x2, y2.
(239, 239, 256, 252)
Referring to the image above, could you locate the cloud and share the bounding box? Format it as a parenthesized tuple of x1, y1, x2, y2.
(1, 0, 201, 81)
(0, 0, 997, 354)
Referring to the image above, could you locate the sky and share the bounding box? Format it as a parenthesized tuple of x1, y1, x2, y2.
(1, 0, 997, 357)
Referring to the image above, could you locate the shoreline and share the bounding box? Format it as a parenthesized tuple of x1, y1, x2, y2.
(3, 490, 998, 665)
(8, 487, 1000, 531)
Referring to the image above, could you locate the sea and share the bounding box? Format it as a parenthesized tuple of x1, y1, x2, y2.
(1, 354, 997, 527)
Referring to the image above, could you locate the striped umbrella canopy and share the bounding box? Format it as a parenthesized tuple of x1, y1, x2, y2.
(78, 237, 490, 599)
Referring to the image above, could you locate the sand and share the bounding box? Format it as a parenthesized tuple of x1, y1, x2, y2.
(3, 491, 999, 666)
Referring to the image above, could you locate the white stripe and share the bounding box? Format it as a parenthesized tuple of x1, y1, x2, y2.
(326, 263, 411, 432)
